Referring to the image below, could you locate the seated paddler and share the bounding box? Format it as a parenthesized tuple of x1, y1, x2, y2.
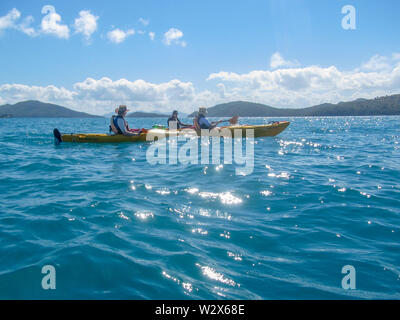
(194, 107, 223, 130)
(110, 105, 138, 136)
(167, 110, 191, 129)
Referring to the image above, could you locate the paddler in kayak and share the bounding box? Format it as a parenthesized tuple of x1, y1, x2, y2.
(167, 110, 191, 129)
(194, 107, 229, 130)
(110, 105, 139, 136)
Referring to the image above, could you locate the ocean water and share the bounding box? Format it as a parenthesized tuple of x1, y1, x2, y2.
(0, 116, 399, 299)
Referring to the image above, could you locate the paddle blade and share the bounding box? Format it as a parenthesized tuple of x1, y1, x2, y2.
(53, 128, 62, 144)
(229, 116, 239, 125)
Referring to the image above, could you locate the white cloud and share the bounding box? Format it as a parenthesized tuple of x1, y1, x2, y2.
(2, 53, 400, 114)
(40, 5, 69, 39)
(208, 52, 400, 108)
(360, 53, 400, 72)
(0, 83, 76, 102)
(107, 28, 135, 44)
(0, 7, 160, 45)
(18, 16, 36, 36)
(270, 52, 299, 69)
(163, 28, 186, 47)
(73, 10, 98, 41)
(0, 8, 20, 32)
(0, 8, 36, 36)
(138, 18, 149, 26)
(73, 77, 195, 105)
(0, 77, 202, 115)
(361, 55, 390, 71)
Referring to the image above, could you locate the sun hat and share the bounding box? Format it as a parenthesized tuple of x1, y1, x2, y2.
(115, 105, 130, 115)
(198, 106, 207, 115)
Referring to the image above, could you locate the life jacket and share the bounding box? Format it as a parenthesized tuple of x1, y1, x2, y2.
(193, 116, 200, 130)
(168, 116, 180, 129)
(110, 115, 127, 134)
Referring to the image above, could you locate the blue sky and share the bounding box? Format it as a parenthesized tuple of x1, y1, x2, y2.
(1, 0, 400, 114)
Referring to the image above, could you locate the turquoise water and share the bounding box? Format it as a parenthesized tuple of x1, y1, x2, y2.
(0, 116, 399, 299)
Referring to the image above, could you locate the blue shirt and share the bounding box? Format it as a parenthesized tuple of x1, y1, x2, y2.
(198, 117, 211, 129)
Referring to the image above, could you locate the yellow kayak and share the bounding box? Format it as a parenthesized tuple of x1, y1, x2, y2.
(55, 121, 290, 143)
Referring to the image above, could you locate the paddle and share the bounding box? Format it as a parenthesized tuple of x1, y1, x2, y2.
(192, 115, 239, 130)
(217, 115, 239, 125)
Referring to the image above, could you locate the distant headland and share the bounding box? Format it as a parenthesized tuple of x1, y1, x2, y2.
(0, 100, 101, 118)
(1, 94, 400, 118)
(188, 94, 400, 117)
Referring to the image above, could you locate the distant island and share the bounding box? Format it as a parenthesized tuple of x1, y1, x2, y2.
(188, 94, 400, 117)
(1, 94, 400, 118)
(0, 100, 101, 118)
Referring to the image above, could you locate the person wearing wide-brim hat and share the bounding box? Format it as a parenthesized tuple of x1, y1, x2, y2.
(195, 106, 223, 130)
(110, 105, 137, 136)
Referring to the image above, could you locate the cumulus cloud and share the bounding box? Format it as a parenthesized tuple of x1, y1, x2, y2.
(0, 78, 203, 115)
(18, 16, 36, 36)
(207, 52, 400, 108)
(1, 7, 97, 40)
(0, 8, 20, 32)
(360, 53, 400, 72)
(2, 53, 400, 113)
(1, 7, 160, 45)
(73, 10, 98, 41)
(270, 52, 299, 69)
(72, 77, 195, 106)
(107, 28, 135, 44)
(163, 28, 186, 47)
(1, 6, 95, 40)
(40, 5, 69, 39)
(0, 83, 76, 102)
(0, 8, 36, 36)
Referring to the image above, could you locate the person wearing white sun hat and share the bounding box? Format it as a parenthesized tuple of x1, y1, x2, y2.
(110, 105, 138, 136)
(194, 106, 224, 130)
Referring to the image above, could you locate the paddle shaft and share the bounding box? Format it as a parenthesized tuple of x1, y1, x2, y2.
(218, 116, 239, 125)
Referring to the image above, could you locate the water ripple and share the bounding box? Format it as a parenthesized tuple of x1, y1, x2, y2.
(1, 117, 400, 299)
